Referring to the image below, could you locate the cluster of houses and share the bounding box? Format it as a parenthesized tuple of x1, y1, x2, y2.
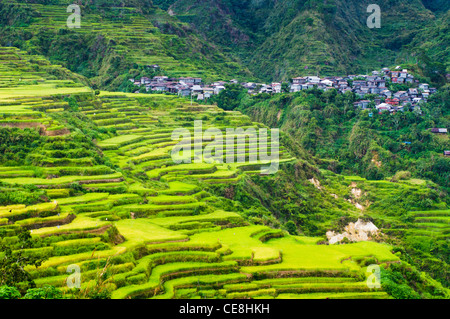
(130, 67, 438, 113)
(129, 76, 226, 99)
(288, 68, 437, 113)
(129, 72, 448, 156)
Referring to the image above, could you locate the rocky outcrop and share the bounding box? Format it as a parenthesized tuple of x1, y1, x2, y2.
(326, 219, 380, 244)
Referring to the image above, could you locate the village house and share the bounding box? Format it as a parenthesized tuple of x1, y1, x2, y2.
(260, 85, 273, 94)
(376, 103, 392, 112)
(321, 79, 334, 87)
(166, 83, 181, 94)
(408, 88, 419, 97)
(213, 85, 225, 95)
(394, 104, 405, 112)
(430, 128, 448, 134)
(354, 100, 371, 109)
(178, 86, 191, 97)
(179, 77, 202, 85)
(302, 82, 315, 90)
(290, 83, 301, 92)
(386, 98, 400, 106)
(338, 80, 348, 89)
(152, 83, 167, 92)
(353, 80, 367, 88)
(381, 90, 392, 98)
(360, 86, 370, 94)
(317, 82, 327, 90)
(376, 79, 386, 87)
(292, 77, 306, 84)
(190, 85, 203, 96)
(154, 76, 168, 82)
(341, 87, 352, 94)
(140, 77, 152, 85)
(213, 81, 227, 86)
(412, 97, 423, 105)
(323, 86, 336, 92)
(307, 76, 321, 84)
(393, 91, 408, 100)
(272, 83, 282, 93)
(444, 151, 450, 157)
(419, 83, 429, 90)
(203, 87, 214, 98)
(370, 87, 382, 94)
(243, 82, 256, 90)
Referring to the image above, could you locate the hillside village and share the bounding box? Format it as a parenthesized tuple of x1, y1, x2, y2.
(130, 67, 438, 114)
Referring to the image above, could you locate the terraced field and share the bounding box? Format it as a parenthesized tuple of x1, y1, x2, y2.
(0, 46, 402, 299)
(0, 46, 92, 137)
(408, 210, 450, 239)
(0, 0, 248, 87)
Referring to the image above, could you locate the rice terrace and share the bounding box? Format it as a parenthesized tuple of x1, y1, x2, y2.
(0, 0, 449, 304)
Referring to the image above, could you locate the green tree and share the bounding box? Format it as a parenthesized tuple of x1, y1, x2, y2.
(285, 221, 298, 235)
(216, 84, 246, 111)
(0, 228, 47, 291)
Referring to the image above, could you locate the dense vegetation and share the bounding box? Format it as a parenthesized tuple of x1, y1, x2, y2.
(223, 85, 450, 189)
(0, 0, 254, 90)
(207, 81, 450, 289)
(1, 0, 448, 87)
(167, 0, 450, 81)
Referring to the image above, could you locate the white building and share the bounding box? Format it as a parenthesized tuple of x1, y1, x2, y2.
(307, 76, 320, 84)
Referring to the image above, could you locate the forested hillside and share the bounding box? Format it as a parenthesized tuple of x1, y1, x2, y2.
(165, 0, 449, 81)
(1, 0, 448, 86)
(0, 0, 254, 90)
(232, 86, 450, 188)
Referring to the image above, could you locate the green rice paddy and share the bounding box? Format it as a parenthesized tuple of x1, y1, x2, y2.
(0, 45, 408, 299)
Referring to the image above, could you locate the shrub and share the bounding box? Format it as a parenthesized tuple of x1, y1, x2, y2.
(285, 221, 298, 235)
(391, 171, 412, 182)
(22, 286, 63, 299)
(0, 286, 21, 299)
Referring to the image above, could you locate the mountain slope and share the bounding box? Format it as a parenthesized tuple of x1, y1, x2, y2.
(166, 0, 448, 80)
(2, 0, 447, 88)
(0, 46, 399, 299)
(0, 0, 254, 90)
